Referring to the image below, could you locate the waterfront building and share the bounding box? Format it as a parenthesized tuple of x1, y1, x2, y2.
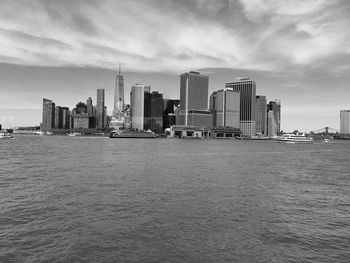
(267, 100, 281, 136)
(163, 99, 180, 130)
(130, 83, 148, 130)
(179, 71, 212, 128)
(54, 106, 63, 129)
(72, 114, 90, 129)
(340, 110, 350, 134)
(87, 97, 93, 116)
(169, 125, 210, 138)
(61, 107, 70, 129)
(144, 91, 164, 134)
(209, 88, 240, 128)
(42, 98, 55, 131)
(225, 77, 256, 137)
(255, 95, 267, 135)
(113, 65, 124, 119)
(96, 89, 105, 129)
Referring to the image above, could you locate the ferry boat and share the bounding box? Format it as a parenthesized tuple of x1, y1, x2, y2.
(276, 133, 313, 144)
(66, 132, 82, 137)
(109, 129, 156, 138)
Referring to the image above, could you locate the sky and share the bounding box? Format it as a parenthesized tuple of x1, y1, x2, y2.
(1, 0, 350, 132)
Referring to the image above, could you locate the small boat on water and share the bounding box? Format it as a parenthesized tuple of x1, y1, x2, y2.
(0, 132, 14, 139)
(276, 133, 313, 144)
(66, 132, 82, 137)
(109, 129, 156, 138)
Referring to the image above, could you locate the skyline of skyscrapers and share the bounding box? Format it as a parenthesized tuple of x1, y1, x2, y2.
(225, 77, 256, 137)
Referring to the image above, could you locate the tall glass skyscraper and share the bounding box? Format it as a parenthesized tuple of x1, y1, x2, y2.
(267, 100, 281, 136)
(179, 71, 211, 127)
(340, 110, 350, 134)
(255, 95, 267, 135)
(42, 98, 55, 131)
(96, 89, 105, 129)
(130, 84, 148, 130)
(225, 77, 256, 137)
(113, 65, 124, 119)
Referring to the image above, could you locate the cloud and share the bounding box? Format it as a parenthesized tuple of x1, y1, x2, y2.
(0, 0, 350, 73)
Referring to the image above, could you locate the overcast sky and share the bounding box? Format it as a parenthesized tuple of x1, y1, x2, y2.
(1, 0, 350, 132)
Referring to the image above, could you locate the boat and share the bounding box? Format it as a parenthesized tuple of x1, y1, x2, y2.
(0, 132, 14, 139)
(34, 131, 45, 135)
(109, 129, 156, 138)
(66, 132, 82, 137)
(276, 133, 313, 144)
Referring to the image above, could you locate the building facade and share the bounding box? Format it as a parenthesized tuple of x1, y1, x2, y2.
(130, 84, 147, 130)
(210, 88, 240, 128)
(144, 91, 164, 134)
(340, 110, 350, 134)
(96, 89, 105, 129)
(42, 98, 55, 131)
(267, 100, 281, 136)
(179, 71, 211, 128)
(255, 95, 267, 135)
(225, 77, 256, 137)
(113, 65, 125, 119)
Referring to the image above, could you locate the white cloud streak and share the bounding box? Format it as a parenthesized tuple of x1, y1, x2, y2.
(0, 0, 349, 72)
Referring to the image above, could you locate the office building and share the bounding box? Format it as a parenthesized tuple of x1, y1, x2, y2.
(96, 89, 105, 129)
(255, 95, 267, 135)
(54, 106, 63, 129)
(163, 99, 180, 130)
(179, 71, 212, 128)
(87, 97, 93, 116)
(267, 100, 281, 136)
(225, 77, 256, 137)
(210, 88, 240, 128)
(130, 84, 148, 130)
(113, 65, 125, 119)
(61, 107, 70, 129)
(42, 98, 55, 131)
(144, 91, 164, 134)
(340, 110, 350, 134)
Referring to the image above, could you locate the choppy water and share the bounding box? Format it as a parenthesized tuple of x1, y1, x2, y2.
(0, 135, 349, 262)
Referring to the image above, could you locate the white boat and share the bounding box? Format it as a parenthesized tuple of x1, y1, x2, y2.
(0, 132, 14, 139)
(66, 132, 81, 137)
(34, 131, 45, 135)
(276, 133, 313, 144)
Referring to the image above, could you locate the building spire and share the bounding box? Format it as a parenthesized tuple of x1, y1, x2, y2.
(118, 63, 121, 76)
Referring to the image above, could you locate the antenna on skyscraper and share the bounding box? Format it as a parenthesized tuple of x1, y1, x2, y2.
(118, 63, 121, 76)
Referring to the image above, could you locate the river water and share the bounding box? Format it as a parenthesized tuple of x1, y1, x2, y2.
(0, 135, 349, 262)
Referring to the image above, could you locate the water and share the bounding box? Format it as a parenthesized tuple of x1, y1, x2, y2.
(0, 136, 349, 262)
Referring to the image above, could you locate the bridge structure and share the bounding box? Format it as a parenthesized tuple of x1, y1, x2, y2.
(311, 127, 339, 139)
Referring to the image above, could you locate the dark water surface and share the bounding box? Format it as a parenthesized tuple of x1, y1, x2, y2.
(1, 136, 349, 262)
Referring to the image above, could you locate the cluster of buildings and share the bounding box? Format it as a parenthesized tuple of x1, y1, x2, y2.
(41, 68, 284, 138)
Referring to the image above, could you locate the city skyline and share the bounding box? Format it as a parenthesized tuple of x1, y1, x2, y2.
(1, 0, 350, 131)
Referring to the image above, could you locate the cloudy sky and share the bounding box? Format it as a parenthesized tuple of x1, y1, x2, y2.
(1, 0, 350, 132)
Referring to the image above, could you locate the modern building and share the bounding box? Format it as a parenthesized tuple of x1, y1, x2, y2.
(178, 71, 212, 128)
(267, 100, 281, 136)
(163, 99, 180, 130)
(255, 95, 267, 135)
(61, 107, 70, 129)
(42, 98, 55, 131)
(113, 65, 125, 119)
(209, 88, 240, 128)
(130, 83, 148, 130)
(54, 106, 63, 129)
(96, 89, 105, 129)
(72, 115, 90, 129)
(225, 77, 256, 137)
(144, 91, 164, 134)
(87, 97, 93, 116)
(340, 110, 350, 134)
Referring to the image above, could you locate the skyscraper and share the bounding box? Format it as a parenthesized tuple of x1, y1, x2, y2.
(179, 71, 212, 128)
(144, 91, 164, 133)
(61, 107, 70, 129)
(267, 100, 281, 136)
(87, 97, 93, 116)
(210, 88, 240, 128)
(42, 98, 55, 131)
(113, 65, 124, 119)
(130, 83, 148, 130)
(225, 77, 256, 137)
(96, 89, 105, 129)
(54, 106, 63, 129)
(255, 95, 267, 135)
(340, 110, 350, 134)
